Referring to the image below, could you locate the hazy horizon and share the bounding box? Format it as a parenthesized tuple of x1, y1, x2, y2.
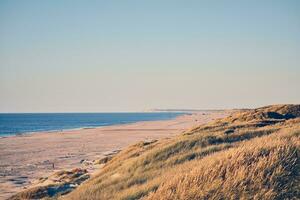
(1, 0, 300, 112)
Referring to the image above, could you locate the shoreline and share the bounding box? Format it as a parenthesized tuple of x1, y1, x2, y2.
(0, 112, 188, 139)
(0, 111, 230, 199)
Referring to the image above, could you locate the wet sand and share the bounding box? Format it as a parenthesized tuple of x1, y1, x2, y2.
(0, 111, 229, 199)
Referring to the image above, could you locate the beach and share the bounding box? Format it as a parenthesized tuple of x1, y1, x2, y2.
(0, 111, 229, 199)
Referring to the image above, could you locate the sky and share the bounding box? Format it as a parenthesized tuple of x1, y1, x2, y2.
(0, 0, 300, 112)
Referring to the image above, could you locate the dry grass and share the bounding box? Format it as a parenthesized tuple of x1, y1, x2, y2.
(146, 128, 300, 200)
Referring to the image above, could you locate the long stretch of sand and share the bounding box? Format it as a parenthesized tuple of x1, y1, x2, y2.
(0, 111, 229, 199)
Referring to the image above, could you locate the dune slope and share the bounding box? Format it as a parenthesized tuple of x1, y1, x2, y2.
(63, 104, 300, 200)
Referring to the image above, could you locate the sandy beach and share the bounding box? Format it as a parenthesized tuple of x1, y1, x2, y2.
(0, 111, 229, 199)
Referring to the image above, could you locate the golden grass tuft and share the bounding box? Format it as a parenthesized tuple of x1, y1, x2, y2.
(146, 128, 300, 200)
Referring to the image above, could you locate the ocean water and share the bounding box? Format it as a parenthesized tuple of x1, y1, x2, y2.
(0, 112, 184, 136)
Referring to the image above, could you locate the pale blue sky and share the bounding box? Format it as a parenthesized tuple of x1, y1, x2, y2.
(0, 0, 300, 112)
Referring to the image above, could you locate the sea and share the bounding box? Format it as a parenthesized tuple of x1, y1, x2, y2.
(0, 112, 185, 137)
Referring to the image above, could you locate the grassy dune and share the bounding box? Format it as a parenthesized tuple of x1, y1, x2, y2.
(62, 104, 300, 200)
(12, 105, 300, 199)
